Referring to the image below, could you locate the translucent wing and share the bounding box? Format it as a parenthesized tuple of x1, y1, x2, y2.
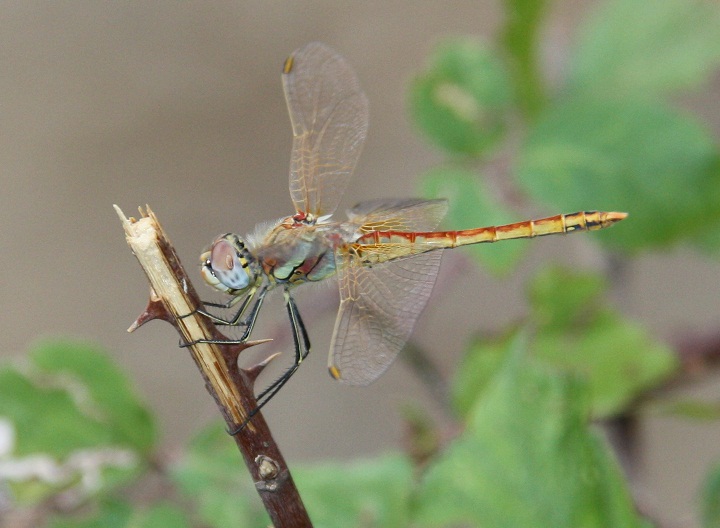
(283, 42, 369, 217)
(346, 198, 448, 233)
(327, 198, 448, 385)
(328, 249, 443, 386)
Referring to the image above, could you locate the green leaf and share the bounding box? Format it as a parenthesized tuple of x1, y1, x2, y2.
(500, 0, 549, 117)
(453, 268, 678, 420)
(423, 166, 527, 274)
(0, 391, 140, 503)
(48, 500, 190, 528)
(702, 463, 720, 528)
(515, 97, 720, 251)
(690, 225, 720, 254)
(30, 340, 156, 453)
(529, 267, 606, 330)
(568, 0, 720, 98)
(0, 365, 113, 457)
(451, 332, 514, 420)
(535, 311, 677, 417)
(295, 455, 414, 528)
(48, 499, 133, 528)
(133, 503, 192, 528)
(171, 424, 268, 528)
(0, 341, 153, 505)
(409, 38, 513, 155)
(652, 399, 720, 421)
(415, 335, 648, 528)
(530, 267, 678, 418)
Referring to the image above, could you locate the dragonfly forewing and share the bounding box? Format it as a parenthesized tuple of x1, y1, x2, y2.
(283, 42, 369, 217)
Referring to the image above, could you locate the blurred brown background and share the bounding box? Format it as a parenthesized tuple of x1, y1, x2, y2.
(2, 2, 720, 525)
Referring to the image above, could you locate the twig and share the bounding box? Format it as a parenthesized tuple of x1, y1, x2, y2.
(115, 205, 312, 527)
(401, 342, 452, 412)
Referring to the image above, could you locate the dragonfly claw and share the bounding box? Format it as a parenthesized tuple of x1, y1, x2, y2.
(227, 421, 249, 436)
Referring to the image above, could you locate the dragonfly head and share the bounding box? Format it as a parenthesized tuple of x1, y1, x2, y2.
(200, 234, 256, 294)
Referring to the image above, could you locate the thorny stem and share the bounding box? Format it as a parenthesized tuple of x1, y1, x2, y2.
(115, 205, 312, 527)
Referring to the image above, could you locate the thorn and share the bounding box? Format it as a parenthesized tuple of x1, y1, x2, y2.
(217, 338, 271, 367)
(128, 290, 172, 332)
(242, 352, 281, 385)
(217, 342, 246, 365)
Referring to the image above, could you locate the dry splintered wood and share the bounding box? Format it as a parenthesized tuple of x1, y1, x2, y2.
(115, 205, 247, 425)
(114, 204, 312, 527)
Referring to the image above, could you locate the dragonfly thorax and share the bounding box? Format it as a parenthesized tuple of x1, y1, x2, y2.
(200, 233, 258, 295)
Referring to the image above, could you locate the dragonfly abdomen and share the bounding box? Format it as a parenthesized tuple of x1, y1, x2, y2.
(452, 210, 627, 245)
(354, 210, 627, 264)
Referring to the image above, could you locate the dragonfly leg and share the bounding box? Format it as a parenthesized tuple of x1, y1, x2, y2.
(206, 290, 267, 324)
(227, 289, 310, 435)
(184, 286, 261, 326)
(177, 301, 241, 327)
(179, 287, 268, 347)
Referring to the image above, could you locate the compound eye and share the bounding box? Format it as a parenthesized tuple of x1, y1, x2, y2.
(211, 240, 235, 271)
(208, 239, 250, 290)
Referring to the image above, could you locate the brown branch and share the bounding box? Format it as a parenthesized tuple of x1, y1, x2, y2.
(115, 205, 312, 527)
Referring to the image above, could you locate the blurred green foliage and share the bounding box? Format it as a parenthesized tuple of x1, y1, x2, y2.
(169, 337, 650, 528)
(0, 341, 154, 508)
(453, 268, 677, 420)
(500, 0, 549, 117)
(413, 0, 720, 259)
(4, 0, 720, 526)
(702, 463, 720, 528)
(516, 98, 720, 250)
(414, 335, 650, 528)
(409, 39, 513, 155)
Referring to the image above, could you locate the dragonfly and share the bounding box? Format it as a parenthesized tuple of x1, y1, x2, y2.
(192, 42, 626, 433)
